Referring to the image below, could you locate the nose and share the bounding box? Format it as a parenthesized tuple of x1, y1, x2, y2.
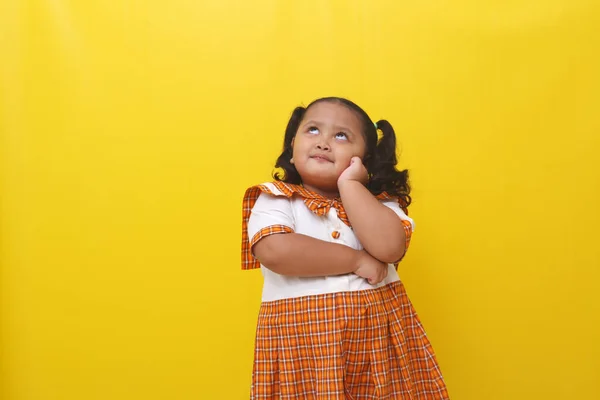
(316, 137, 330, 151)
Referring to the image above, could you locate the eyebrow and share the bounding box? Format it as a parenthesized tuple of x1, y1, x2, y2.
(301, 120, 356, 136)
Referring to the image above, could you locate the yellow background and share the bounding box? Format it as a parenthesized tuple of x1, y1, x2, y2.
(2, 0, 599, 399)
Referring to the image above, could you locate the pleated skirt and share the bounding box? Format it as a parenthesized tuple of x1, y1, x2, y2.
(251, 281, 449, 399)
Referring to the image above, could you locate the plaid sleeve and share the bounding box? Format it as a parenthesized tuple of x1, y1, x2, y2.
(242, 186, 295, 270)
(380, 198, 415, 267)
(251, 225, 294, 248)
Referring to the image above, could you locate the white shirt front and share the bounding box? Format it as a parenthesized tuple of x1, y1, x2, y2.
(247, 182, 415, 302)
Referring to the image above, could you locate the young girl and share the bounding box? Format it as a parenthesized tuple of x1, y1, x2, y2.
(241, 97, 449, 399)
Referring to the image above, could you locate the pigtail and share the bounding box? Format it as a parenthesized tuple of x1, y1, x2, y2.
(368, 119, 412, 207)
(273, 107, 305, 183)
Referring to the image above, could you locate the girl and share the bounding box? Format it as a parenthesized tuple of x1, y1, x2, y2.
(241, 97, 449, 399)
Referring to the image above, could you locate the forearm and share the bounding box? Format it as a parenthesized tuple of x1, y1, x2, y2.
(253, 233, 361, 277)
(338, 180, 406, 263)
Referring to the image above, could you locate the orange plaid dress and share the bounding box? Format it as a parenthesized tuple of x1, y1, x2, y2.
(242, 182, 449, 399)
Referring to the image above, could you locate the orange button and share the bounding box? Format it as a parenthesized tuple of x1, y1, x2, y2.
(331, 231, 340, 239)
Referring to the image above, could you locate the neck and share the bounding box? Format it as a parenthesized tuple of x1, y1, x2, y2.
(302, 183, 339, 199)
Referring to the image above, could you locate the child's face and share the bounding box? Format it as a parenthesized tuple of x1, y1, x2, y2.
(292, 101, 367, 195)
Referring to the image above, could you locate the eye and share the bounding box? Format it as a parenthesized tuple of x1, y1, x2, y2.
(308, 126, 319, 135)
(335, 132, 348, 141)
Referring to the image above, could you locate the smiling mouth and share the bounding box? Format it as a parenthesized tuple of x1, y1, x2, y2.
(310, 155, 333, 162)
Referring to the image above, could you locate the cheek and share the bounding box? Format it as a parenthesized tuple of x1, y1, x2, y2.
(337, 145, 363, 161)
(334, 152, 353, 170)
(293, 139, 312, 157)
(355, 141, 367, 159)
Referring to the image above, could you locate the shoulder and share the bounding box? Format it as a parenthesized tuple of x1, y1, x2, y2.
(241, 183, 300, 271)
(375, 192, 409, 214)
(376, 192, 415, 230)
(243, 181, 303, 216)
(243, 181, 304, 202)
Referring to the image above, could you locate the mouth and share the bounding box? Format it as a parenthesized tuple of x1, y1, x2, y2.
(310, 154, 333, 163)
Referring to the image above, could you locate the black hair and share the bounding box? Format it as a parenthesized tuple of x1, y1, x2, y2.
(273, 97, 411, 207)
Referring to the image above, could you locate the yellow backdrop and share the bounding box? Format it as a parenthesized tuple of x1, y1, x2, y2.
(2, 1, 599, 399)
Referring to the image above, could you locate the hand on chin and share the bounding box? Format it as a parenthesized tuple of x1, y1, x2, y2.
(337, 157, 368, 187)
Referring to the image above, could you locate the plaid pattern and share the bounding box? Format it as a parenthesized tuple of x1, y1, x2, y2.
(241, 182, 411, 270)
(251, 225, 294, 248)
(395, 219, 414, 265)
(251, 281, 449, 399)
(242, 184, 277, 270)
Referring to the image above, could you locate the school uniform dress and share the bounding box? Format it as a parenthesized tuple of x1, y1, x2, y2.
(241, 181, 449, 399)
